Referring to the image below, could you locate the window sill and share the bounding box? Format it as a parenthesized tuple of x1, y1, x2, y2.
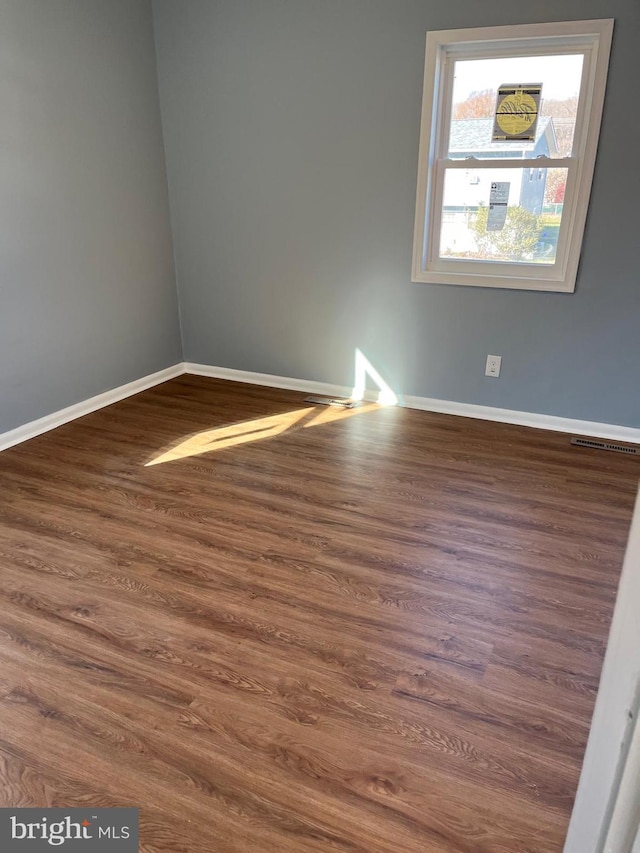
(411, 269, 575, 292)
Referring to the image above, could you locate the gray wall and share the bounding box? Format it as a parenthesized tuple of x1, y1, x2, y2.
(0, 0, 182, 433)
(153, 0, 640, 428)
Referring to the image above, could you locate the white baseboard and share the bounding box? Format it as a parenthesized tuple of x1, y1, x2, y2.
(2, 360, 638, 452)
(184, 362, 356, 400)
(401, 394, 640, 443)
(184, 362, 640, 444)
(0, 364, 184, 452)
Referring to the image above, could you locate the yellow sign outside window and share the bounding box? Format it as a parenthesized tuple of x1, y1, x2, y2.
(493, 84, 542, 142)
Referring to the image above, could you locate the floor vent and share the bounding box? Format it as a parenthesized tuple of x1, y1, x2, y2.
(304, 396, 356, 408)
(571, 437, 639, 455)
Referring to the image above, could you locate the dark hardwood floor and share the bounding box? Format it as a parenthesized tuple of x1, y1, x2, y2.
(0, 375, 638, 852)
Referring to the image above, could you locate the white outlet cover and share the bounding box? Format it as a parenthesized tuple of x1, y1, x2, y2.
(485, 355, 502, 377)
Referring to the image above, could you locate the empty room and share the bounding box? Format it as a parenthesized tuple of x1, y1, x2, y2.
(1, 1, 640, 851)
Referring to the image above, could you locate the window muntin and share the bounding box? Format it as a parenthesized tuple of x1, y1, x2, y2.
(412, 20, 614, 292)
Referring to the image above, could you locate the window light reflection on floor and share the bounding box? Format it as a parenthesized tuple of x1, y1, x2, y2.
(145, 350, 397, 466)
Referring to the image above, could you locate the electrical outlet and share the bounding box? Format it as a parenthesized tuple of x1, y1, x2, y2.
(485, 354, 502, 377)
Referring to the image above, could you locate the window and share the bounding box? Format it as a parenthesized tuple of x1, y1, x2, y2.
(412, 19, 614, 292)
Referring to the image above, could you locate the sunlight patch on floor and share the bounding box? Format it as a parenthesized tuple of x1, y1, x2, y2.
(145, 402, 380, 466)
(146, 349, 398, 466)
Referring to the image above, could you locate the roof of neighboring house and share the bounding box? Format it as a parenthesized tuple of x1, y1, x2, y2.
(449, 117, 557, 155)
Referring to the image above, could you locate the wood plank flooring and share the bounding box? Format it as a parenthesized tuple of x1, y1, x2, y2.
(0, 375, 638, 852)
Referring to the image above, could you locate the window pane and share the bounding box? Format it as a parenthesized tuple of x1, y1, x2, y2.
(439, 167, 568, 264)
(448, 54, 583, 159)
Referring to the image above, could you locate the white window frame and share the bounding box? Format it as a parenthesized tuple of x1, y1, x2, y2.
(411, 19, 614, 292)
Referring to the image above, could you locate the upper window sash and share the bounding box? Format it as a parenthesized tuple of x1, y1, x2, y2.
(436, 46, 591, 162)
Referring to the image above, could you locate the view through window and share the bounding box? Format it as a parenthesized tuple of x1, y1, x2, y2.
(441, 54, 583, 265)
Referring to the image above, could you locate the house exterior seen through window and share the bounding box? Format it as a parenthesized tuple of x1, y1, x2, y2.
(412, 20, 614, 292)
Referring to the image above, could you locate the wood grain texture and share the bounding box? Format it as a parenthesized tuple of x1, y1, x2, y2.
(0, 375, 638, 852)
